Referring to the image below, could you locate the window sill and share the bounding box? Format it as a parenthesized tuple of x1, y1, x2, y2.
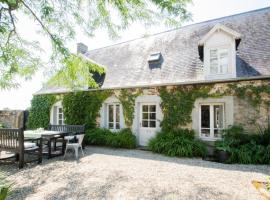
(205, 73, 235, 80)
(199, 137, 222, 142)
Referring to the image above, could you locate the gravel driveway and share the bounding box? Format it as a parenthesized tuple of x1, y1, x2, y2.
(1, 146, 269, 200)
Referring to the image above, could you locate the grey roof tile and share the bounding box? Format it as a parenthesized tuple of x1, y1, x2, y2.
(36, 7, 270, 95)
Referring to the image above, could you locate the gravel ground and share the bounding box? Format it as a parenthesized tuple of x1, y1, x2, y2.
(1, 146, 269, 200)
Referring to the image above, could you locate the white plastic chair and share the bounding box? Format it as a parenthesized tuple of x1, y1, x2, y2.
(64, 134, 84, 159)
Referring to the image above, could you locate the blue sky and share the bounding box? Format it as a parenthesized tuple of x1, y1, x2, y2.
(0, 0, 269, 110)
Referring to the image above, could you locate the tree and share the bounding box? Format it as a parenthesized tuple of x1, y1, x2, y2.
(0, 0, 191, 89)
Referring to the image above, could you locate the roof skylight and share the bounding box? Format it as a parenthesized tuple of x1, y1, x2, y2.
(148, 52, 162, 62)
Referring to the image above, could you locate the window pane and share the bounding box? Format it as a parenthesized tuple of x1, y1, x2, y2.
(109, 122, 114, 129)
(149, 121, 156, 128)
(115, 105, 120, 122)
(214, 105, 224, 128)
(142, 120, 148, 127)
(210, 49, 218, 74)
(201, 105, 210, 128)
(58, 107, 63, 113)
(108, 105, 113, 122)
(142, 113, 148, 120)
(116, 123, 120, 129)
(149, 105, 156, 112)
(59, 120, 63, 125)
(214, 129, 222, 138)
(149, 113, 156, 120)
(142, 105, 148, 112)
(219, 49, 228, 74)
(201, 129, 210, 137)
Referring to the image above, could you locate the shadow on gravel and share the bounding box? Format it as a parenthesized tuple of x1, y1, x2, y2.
(1, 146, 270, 177)
(85, 146, 270, 176)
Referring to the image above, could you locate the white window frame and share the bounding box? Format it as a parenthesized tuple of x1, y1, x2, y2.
(209, 47, 229, 75)
(107, 103, 120, 131)
(199, 103, 225, 140)
(140, 103, 157, 129)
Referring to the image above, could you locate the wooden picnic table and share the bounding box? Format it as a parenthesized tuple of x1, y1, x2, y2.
(24, 130, 65, 159)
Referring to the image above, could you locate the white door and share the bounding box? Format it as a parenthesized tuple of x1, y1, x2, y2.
(139, 104, 158, 146)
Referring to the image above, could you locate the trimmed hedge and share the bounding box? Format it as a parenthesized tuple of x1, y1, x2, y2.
(85, 128, 136, 149)
(148, 128, 207, 157)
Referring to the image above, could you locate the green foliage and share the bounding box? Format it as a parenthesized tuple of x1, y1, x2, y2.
(228, 83, 270, 107)
(27, 94, 56, 129)
(0, 172, 12, 200)
(118, 89, 142, 127)
(148, 128, 207, 157)
(48, 54, 105, 90)
(216, 125, 270, 164)
(0, 0, 191, 89)
(214, 139, 232, 152)
(0, 122, 7, 128)
(159, 85, 212, 132)
(85, 128, 136, 149)
(84, 128, 110, 146)
(63, 90, 111, 129)
(267, 177, 270, 191)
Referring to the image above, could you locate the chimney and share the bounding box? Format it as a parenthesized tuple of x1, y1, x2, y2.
(77, 42, 88, 54)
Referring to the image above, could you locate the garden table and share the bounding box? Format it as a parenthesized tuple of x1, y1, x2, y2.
(24, 130, 65, 159)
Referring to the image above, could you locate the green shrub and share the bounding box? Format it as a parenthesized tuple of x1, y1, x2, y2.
(84, 128, 136, 149)
(0, 122, 7, 128)
(267, 177, 270, 191)
(85, 128, 110, 145)
(0, 173, 11, 200)
(148, 129, 207, 157)
(217, 125, 270, 164)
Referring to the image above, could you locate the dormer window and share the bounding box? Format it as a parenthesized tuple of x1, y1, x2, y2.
(210, 48, 228, 74)
(198, 24, 241, 80)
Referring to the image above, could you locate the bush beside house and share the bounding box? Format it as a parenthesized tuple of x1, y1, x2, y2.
(85, 128, 136, 149)
(215, 125, 270, 164)
(148, 129, 207, 157)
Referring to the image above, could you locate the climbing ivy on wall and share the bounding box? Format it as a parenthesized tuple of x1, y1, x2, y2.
(159, 85, 213, 132)
(27, 94, 57, 129)
(62, 89, 141, 129)
(159, 81, 270, 132)
(228, 83, 270, 107)
(27, 80, 270, 132)
(62, 90, 112, 128)
(117, 89, 142, 127)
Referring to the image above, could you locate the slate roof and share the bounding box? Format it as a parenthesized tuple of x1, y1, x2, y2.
(36, 7, 270, 95)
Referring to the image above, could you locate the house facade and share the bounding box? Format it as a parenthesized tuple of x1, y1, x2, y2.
(35, 8, 270, 146)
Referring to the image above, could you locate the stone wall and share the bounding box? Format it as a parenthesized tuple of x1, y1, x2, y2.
(0, 110, 25, 128)
(234, 97, 270, 132)
(103, 79, 270, 133)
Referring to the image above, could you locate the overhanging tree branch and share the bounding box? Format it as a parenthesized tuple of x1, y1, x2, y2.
(20, 0, 61, 49)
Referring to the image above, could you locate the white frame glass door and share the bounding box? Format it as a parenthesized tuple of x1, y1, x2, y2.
(199, 103, 224, 140)
(107, 104, 120, 131)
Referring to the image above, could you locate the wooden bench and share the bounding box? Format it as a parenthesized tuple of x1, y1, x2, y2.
(48, 125, 85, 136)
(0, 128, 42, 168)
